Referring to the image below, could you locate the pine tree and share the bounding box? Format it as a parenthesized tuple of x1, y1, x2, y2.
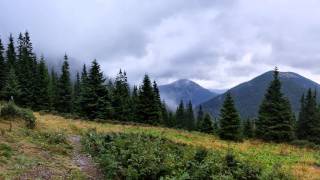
(36, 56, 50, 110)
(256, 67, 294, 142)
(112, 70, 130, 121)
(219, 92, 242, 141)
(56, 54, 73, 113)
(161, 100, 169, 125)
(78, 64, 91, 117)
(198, 113, 214, 134)
(185, 101, 195, 130)
(175, 100, 185, 128)
(16, 32, 35, 107)
(1, 68, 20, 101)
(0, 38, 6, 98)
(49, 68, 59, 111)
(85, 60, 112, 120)
(196, 105, 204, 130)
(296, 89, 320, 144)
(129, 85, 139, 122)
(72, 72, 81, 114)
(6, 34, 16, 69)
(137, 75, 161, 124)
(243, 119, 254, 138)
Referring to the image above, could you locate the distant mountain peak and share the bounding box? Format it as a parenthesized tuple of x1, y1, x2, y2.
(159, 79, 217, 108)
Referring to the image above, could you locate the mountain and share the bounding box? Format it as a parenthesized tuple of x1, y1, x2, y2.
(159, 79, 218, 108)
(200, 71, 320, 118)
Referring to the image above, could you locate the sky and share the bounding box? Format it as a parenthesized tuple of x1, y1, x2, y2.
(1, 0, 320, 89)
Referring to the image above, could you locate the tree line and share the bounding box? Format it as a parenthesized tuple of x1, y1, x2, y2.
(0, 32, 319, 145)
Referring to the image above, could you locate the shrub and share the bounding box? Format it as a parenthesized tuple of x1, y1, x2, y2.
(82, 131, 267, 179)
(0, 143, 13, 158)
(0, 102, 36, 129)
(290, 140, 320, 149)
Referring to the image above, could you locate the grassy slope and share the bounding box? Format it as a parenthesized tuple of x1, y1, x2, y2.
(1, 113, 320, 179)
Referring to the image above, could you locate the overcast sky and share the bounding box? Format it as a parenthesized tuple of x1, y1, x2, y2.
(1, 0, 320, 89)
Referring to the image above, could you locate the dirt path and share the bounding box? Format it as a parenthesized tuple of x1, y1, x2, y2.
(68, 135, 105, 180)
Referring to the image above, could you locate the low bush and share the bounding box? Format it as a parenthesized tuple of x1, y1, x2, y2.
(0, 102, 36, 129)
(290, 140, 320, 149)
(0, 143, 13, 158)
(82, 130, 265, 179)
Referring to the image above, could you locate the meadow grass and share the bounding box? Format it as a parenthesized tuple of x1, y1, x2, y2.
(34, 113, 320, 180)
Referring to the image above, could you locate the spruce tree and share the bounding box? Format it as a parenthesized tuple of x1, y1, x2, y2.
(0, 38, 6, 97)
(137, 75, 161, 124)
(2, 68, 20, 101)
(256, 68, 294, 142)
(198, 113, 214, 134)
(129, 85, 139, 122)
(161, 100, 169, 125)
(185, 101, 195, 130)
(85, 60, 112, 120)
(56, 54, 73, 113)
(6, 34, 16, 69)
(196, 105, 204, 130)
(243, 119, 254, 138)
(78, 64, 91, 117)
(16, 32, 35, 107)
(219, 92, 242, 141)
(112, 70, 130, 121)
(36, 56, 50, 110)
(72, 72, 81, 114)
(175, 100, 185, 128)
(49, 68, 59, 111)
(297, 89, 320, 144)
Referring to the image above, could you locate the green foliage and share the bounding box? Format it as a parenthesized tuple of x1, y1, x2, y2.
(257, 68, 295, 142)
(0, 102, 36, 129)
(137, 75, 161, 125)
(112, 70, 130, 121)
(56, 54, 73, 113)
(198, 113, 215, 134)
(175, 100, 185, 128)
(0, 38, 6, 97)
(1, 69, 20, 101)
(296, 89, 320, 144)
(219, 92, 242, 141)
(243, 118, 255, 138)
(82, 131, 266, 179)
(0, 143, 13, 159)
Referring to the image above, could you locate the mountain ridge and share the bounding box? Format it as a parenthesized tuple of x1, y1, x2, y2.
(200, 71, 320, 118)
(159, 79, 218, 108)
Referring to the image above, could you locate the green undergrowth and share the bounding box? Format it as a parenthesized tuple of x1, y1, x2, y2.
(0, 101, 36, 129)
(82, 130, 292, 179)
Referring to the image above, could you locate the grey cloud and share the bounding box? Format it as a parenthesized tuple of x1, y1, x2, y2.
(1, 0, 320, 89)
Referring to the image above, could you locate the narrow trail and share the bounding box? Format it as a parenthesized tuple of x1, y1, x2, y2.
(68, 135, 105, 180)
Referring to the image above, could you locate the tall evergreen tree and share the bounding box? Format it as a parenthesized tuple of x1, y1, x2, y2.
(1, 69, 20, 101)
(198, 113, 214, 134)
(49, 68, 59, 110)
(185, 101, 195, 130)
(296, 89, 320, 144)
(219, 92, 242, 141)
(16, 32, 35, 107)
(175, 100, 185, 128)
(0, 38, 6, 97)
(137, 75, 161, 124)
(72, 72, 81, 114)
(85, 60, 112, 119)
(56, 54, 73, 113)
(243, 119, 255, 138)
(6, 34, 16, 69)
(129, 85, 139, 122)
(36, 56, 50, 110)
(112, 70, 130, 121)
(256, 67, 294, 142)
(196, 105, 204, 130)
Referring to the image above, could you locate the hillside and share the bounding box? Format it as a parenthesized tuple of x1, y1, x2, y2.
(200, 71, 320, 118)
(1, 113, 319, 179)
(159, 79, 217, 107)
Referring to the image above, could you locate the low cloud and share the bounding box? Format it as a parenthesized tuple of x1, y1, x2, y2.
(1, 0, 320, 88)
